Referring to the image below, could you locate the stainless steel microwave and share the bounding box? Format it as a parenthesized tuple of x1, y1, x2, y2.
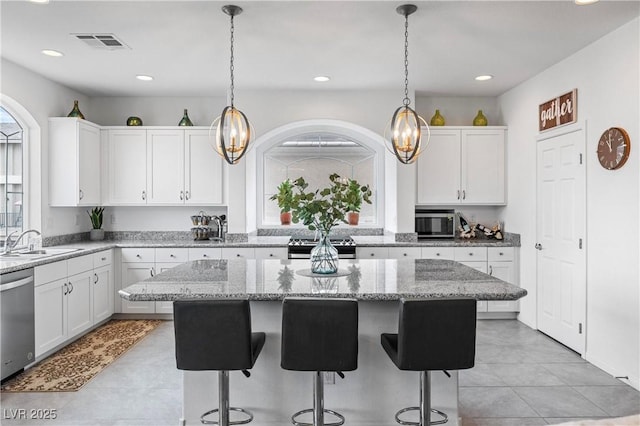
(415, 209, 456, 239)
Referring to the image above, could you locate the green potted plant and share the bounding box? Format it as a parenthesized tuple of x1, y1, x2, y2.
(87, 206, 105, 241)
(343, 178, 372, 226)
(269, 179, 295, 225)
(290, 173, 371, 274)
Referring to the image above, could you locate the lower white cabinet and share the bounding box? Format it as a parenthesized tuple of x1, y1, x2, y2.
(120, 261, 156, 314)
(356, 247, 389, 259)
(387, 247, 422, 259)
(34, 250, 113, 357)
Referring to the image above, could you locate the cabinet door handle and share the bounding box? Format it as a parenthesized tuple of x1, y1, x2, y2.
(457, 190, 460, 200)
(269, 253, 274, 257)
(94, 273, 98, 284)
(142, 190, 146, 201)
(236, 254, 241, 257)
(202, 254, 208, 258)
(179, 191, 184, 201)
(462, 190, 466, 200)
(68, 282, 74, 294)
(63, 283, 68, 295)
(79, 189, 84, 200)
(468, 252, 473, 256)
(101, 257, 107, 261)
(185, 191, 190, 200)
(136, 254, 142, 258)
(150, 268, 155, 277)
(436, 253, 440, 256)
(403, 253, 408, 257)
(489, 265, 493, 276)
(170, 254, 176, 258)
(370, 253, 375, 257)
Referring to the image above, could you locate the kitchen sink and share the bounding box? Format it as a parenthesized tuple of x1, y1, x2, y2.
(1, 247, 83, 260)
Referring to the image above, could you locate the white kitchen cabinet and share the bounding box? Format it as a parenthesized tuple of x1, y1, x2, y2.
(106, 129, 148, 205)
(416, 127, 506, 205)
(34, 278, 67, 356)
(457, 261, 489, 313)
(356, 247, 389, 259)
(188, 247, 222, 260)
(34, 254, 96, 357)
(66, 270, 94, 337)
(147, 130, 185, 204)
(487, 247, 518, 312)
(420, 247, 455, 260)
(120, 262, 156, 314)
(93, 250, 114, 323)
(254, 247, 288, 259)
(49, 118, 101, 206)
(184, 130, 224, 205)
(387, 247, 422, 259)
(221, 247, 255, 259)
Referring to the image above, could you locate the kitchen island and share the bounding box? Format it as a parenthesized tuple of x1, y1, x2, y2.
(119, 258, 526, 426)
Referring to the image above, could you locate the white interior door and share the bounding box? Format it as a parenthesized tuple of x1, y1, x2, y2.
(536, 127, 586, 354)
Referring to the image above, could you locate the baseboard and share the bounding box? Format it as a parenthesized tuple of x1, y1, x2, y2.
(585, 353, 639, 390)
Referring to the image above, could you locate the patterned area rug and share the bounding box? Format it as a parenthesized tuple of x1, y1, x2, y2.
(1, 319, 163, 392)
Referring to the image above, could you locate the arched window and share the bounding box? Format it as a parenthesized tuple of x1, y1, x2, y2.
(0, 107, 24, 239)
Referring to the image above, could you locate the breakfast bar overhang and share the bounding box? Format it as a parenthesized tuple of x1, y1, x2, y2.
(119, 258, 527, 426)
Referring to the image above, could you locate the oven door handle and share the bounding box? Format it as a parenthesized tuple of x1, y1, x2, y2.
(1, 276, 34, 292)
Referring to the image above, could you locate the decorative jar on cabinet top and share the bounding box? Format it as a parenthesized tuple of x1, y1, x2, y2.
(178, 109, 194, 126)
(430, 109, 445, 126)
(67, 100, 85, 119)
(473, 110, 488, 126)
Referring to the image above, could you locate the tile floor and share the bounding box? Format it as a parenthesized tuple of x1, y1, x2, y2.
(1, 320, 638, 426)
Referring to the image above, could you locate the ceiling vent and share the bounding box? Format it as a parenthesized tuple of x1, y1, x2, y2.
(72, 34, 129, 50)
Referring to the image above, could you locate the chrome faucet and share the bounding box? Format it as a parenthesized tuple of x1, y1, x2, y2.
(2, 229, 41, 255)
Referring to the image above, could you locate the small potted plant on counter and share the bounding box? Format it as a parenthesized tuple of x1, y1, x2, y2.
(270, 179, 295, 225)
(344, 178, 372, 226)
(87, 206, 105, 241)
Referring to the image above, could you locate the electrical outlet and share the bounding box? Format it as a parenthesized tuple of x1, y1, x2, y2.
(75, 214, 81, 226)
(110, 214, 117, 224)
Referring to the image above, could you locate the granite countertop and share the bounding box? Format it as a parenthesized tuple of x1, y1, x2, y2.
(118, 258, 527, 302)
(352, 233, 519, 247)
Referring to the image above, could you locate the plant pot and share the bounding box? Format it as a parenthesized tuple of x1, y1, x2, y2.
(280, 212, 292, 225)
(347, 212, 360, 226)
(89, 229, 105, 241)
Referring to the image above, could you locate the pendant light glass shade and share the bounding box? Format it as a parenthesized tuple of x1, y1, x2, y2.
(211, 4, 253, 165)
(385, 4, 428, 165)
(213, 106, 252, 165)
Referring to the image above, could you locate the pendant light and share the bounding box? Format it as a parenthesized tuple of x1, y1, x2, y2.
(385, 4, 428, 165)
(211, 4, 253, 165)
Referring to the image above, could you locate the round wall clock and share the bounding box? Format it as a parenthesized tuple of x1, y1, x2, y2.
(597, 127, 631, 170)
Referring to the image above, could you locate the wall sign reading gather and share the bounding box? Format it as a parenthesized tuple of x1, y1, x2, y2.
(539, 89, 577, 132)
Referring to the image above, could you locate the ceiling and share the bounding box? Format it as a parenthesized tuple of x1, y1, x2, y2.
(2, 1, 639, 98)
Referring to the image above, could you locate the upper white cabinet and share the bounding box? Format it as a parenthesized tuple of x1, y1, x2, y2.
(49, 118, 101, 206)
(417, 127, 506, 205)
(106, 129, 148, 205)
(104, 127, 224, 206)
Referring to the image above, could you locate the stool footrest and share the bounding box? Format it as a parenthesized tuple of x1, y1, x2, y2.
(395, 406, 448, 426)
(201, 407, 254, 425)
(291, 408, 345, 426)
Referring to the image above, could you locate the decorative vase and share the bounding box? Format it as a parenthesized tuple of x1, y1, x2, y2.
(89, 229, 105, 241)
(280, 211, 292, 225)
(67, 100, 85, 119)
(127, 116, 143, 126)
(473, 110, 488, 126)
(347, 212, 359, 226)
(178, 109, 194, 126)
(310, 232, 339, 274)
(430, 109, 445, 126)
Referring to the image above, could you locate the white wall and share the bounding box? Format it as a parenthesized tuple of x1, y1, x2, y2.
(499, 18, 640, 389)
(1, 59, 90, 237)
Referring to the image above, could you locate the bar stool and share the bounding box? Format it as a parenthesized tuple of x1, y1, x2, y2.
(173, 299, 266, 426)
(281, 297, 359, 426)
(381, 297, 476, 426)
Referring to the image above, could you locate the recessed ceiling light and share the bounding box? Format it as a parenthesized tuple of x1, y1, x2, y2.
(475, 75, 493, 81)
(313, 76, 330, 82)
(136, 75, 154, 81)
(575, 0, 599, 5)
(41, 49, 63, 57)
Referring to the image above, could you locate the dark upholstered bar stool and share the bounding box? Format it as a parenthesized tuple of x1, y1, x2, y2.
(381, 297, 477, 426)
(174, 299, 266, 426)
(281, 297, 359, 426)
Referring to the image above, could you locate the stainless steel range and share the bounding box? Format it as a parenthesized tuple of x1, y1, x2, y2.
(287, 237, 356, 259)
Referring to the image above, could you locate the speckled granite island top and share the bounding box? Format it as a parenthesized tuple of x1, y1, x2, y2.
(119, 258, 527, 302)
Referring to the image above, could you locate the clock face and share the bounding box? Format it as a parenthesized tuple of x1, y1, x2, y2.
(597, 127, 631, 170)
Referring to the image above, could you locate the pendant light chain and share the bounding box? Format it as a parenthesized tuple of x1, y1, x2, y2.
(229, 13, 235, 107)
(403, 13, 410, 107)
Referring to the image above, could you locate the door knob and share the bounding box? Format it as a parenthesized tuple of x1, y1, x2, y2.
(535, 243, 543, 250)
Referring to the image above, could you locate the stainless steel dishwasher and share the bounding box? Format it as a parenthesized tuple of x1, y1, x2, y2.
(1, 268, 35, 381)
